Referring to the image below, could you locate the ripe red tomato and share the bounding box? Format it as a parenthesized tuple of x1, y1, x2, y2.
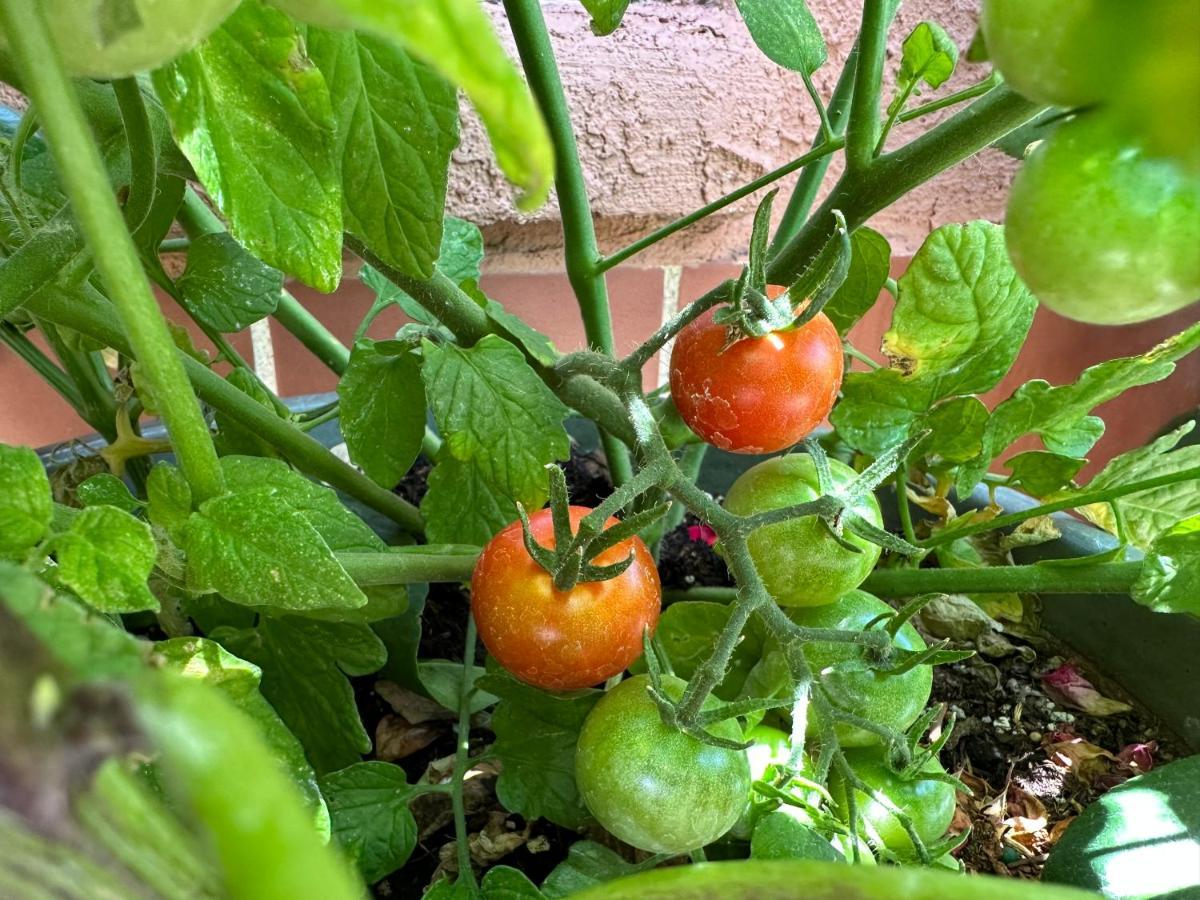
(470, 506, 661, 691)
(669, 305, 843, 454)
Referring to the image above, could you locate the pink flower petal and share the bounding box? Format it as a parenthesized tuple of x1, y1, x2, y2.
(687, 524, 718, 546)
(1041, 663, 1132, 717)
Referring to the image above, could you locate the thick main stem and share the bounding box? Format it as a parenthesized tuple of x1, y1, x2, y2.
(1, 0, 224, 503)
(502, 0, 633, 487)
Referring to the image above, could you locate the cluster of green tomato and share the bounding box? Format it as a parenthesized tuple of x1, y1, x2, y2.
(472, 452, 953, 859)
(984, 0, 1200, 326)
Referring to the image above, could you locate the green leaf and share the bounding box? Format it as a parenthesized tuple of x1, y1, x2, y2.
(175, 232, 284, 333)
(439, 216, 485, 284)
(751, 810, 844, 862)
(1004, 451, 1086, 497)
(734, 0, 827, 75)
(52, 505, 158, 613)
(476, 666, 601, 828)
(1072, 424, 1200, 551)
(482, 866, 544, 899)
(957, 322, 1200, 494)
(76, 473, 140, 513)
(213, 369, 284, 459)
(0, 444, 52, 558)
(0, 564, 151, 681)
(832, 222, 1036, 456)
(152, 1, 343, 291)
(309, 29, 458, 278)
(313, 0, 553, 211)
(215, 616, 386, 773)
(578, 0, 631, 36)
(421, 454, 519, 546)
(542, 841, 640, 898)
(891, 22, 958, 115)
(422, 335, 570, 508)
(1133, 516, 1200, 618)
(319, 761, 419, 883)
(181, 489, 367, 612)
(156, 636, 331, 837)
(483, 296, 560, 368)
(146, 462, 192, 536)
(629, 601, 766, 701)
(337, 339, 426, 489)
(912, 396, 989, 466)
(418, 659, 498, 714)
(824, 227, 890, 336)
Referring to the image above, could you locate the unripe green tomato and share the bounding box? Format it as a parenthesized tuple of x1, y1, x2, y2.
(830, 749, 957, 856)
(575, 674, 751, 855)
(789, 591, 932, 748)
(0, 0, 240, 79)
(1005, 111, 1200, 325)
(730, 724, 806, 840)
(979, 0, 1125, 107)
(723, 454, 883, 607)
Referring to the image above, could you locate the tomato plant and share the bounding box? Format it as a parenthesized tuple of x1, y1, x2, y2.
(669, 308, 842, 454)
(830, 750, 957, 857)
(788, 591, 932, 748)
(723, 454, 883, 606)
(0, 0, 1195, 895)
(471, 505, 661, 691)
(575, 674, 751, 855)
(1005, 111, 1200, 325)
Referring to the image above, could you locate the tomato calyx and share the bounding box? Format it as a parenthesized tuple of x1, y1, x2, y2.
(712, 199, 852, 346)
(516, 464, 669, 592)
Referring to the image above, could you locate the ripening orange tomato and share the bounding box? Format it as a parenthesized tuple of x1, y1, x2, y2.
(471, 506, 661, 691)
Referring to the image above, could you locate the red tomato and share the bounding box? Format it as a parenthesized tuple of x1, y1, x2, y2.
(669, 305, 843, 454)
(471, 506, 662, 691)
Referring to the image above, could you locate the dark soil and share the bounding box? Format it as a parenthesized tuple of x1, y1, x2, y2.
(369, 443, 1190, 894)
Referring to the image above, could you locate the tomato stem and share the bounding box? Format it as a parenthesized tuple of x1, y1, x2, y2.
(450, 614, 480, 891)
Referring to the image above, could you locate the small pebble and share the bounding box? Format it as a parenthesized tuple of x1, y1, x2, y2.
(1029, 731, 1043, 742)
(981, 716, 993, 725)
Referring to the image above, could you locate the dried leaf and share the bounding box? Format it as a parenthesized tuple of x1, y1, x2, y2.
(1040, 663, 1132, 716)
(1045, 733, 1117, 784)
(375, 714, 441, 761)
(918, 593, 1001, 641)
(469, 811, 531, 865)
(376, 680, 456, 724)
(999, 515, 1061, 551)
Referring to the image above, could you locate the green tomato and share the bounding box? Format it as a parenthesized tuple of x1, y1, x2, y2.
(0, 0, 240, 79)
(979, 0, 1125, 107)
(575, 674, 751, 855)
(790, 591, 932, 748)
(830, 749, 957, 856)
(1005, 111, 1200, 326)
(744, 724, 791, 783)
(723, 454, 883, 607)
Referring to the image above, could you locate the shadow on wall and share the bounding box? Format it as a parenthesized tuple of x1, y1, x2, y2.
(1, 259, 1196, 479)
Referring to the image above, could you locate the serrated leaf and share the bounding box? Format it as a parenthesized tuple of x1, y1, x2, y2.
(53, 505, 158, 613)
(481, 866, 543, 899)
(541, 840, 640, 898)
(182, 488, 367, 612)
(832, 222, 1037, 457)
(309, 29, 458, 278)
(319, 761, 418, 883)
(912, 396, 989, 466)
(0, 444, 52, 558)
(156, 636, 330, 836)
(176, 232, 283, 333)
(1072, 424, 1200, 550)
(1133, 516, 1200, 618)
(824, 226, 890, 335)
(958, 322, 1200, 495)
(76, 473, 140, 513)
(476, 666, 601, 828)
(314, 0, 553, 211)
(438, 216, 485, 284)
(420, 455, 517, 547)
(215, 616, 386, 773)
(483, 296, 560, 367)
(734, 0, 827, 75)
(422, 335, 570, 508)
(890, 22, 958, 116)
(418, 659, 498, 714)
(337, 339, 425, 488)
(152, 1, 343, 291)
(578, 0, 631, 35)
(1004, 451, 1086, 497)
(751, 809, 844, 861)
(146, 462, 193, 535)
